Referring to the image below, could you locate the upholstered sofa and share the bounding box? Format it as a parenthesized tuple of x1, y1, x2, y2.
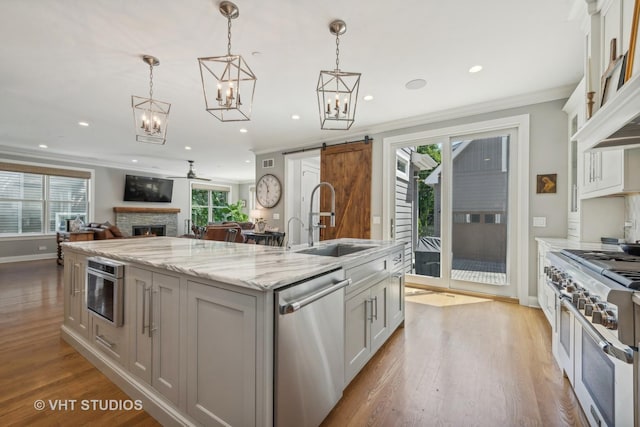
(82, 221, 153, 240)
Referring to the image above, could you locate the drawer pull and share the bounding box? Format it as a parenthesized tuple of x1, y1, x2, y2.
(95, 333, 114, 349)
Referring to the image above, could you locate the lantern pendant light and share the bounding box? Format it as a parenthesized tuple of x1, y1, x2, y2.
(198, 1, 257, 122)
(317, 20, 361, 130)
(132, 55, 171, 144)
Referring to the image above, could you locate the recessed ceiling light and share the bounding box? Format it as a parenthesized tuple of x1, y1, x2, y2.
(291, 114, 300, 120)
(78, 121, 89, 127)
(132, 159, 138, 163)
(245, 159, 251, 163)
(469, 65, 483, 73)
(405, 79, 427, 90)
(38, 144, 48, 149)
(185, 146, 192, 150)
(240, 128, 248, 133)
(363, 95, 374, 101)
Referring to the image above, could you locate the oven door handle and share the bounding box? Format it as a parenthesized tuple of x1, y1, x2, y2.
(279, 278, 351, 314)
(561, 299, 634, 364)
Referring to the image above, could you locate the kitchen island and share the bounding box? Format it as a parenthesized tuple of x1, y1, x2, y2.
(61, 237, 405, 427)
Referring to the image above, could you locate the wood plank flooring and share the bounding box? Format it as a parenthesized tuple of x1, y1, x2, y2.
(0, 260, 587, 426)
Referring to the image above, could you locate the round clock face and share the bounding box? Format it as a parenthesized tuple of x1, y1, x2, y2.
(256, 174, 282, 208)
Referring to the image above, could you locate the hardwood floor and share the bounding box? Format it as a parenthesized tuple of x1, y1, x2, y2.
(0, 260, 587, 426)
(322, 292, 588, 427)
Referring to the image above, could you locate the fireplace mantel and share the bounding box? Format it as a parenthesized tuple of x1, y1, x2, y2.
(113, 207, 181, 214)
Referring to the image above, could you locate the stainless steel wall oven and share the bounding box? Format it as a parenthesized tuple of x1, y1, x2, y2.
(86, 257, 125, 326)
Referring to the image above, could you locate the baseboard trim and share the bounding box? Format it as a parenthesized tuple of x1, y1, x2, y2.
(0, 253, 56, 264)
(405, 283, 519, 304)
(60, 325, 197, 427)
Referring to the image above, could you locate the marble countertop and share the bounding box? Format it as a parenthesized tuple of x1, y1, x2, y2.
(535, 237, 623, 252)
(62, 237, 403, 291)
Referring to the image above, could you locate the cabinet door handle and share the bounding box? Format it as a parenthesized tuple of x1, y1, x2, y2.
(74, 264, 81, 295)
(139, 281, 149, 334)
(372, 296, 378, 321)
(148, 288, 154, 338)
(366, 298, 373, 322)
(69, 264, 74, 296)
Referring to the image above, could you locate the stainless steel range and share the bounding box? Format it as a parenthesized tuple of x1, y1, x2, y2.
(545, 249, 639, 427)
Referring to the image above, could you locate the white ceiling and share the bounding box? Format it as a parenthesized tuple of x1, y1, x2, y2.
(0, 0, 584, 182)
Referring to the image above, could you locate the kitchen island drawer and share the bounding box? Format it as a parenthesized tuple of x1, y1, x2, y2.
(345, 256, 387, 295)
(91, 314, 129, 367)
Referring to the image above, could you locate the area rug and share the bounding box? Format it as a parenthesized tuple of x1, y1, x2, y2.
(405, 288, 491, 307)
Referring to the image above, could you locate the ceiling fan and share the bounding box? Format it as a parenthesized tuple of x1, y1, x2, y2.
(168, 160, 211, 181)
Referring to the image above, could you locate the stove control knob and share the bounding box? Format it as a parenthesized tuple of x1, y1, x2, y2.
(603, 311, 618, 330)
(584, 303, 594, 316)
(590, 295, 600, 303)
(596, 302, 607, 311)
(578, 298, 587, 310)
(582, 290, 590, 297)
(566, 285, 577, 293)
(592, 310, 603, 324)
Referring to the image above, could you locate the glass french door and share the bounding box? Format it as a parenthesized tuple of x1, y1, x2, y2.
(403, 127, 517, 298)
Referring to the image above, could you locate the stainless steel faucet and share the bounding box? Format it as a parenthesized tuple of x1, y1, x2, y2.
(285, 216, 305, 250)
(308, 182, 336, 247)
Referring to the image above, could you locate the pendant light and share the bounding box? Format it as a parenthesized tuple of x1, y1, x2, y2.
(198, 1, 257, 122)
(131, 55, 171, 145)
(317, 20, 361, 130)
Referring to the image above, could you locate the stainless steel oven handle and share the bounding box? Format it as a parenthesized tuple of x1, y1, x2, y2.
(561, 299, 634, 364)
(280, 278, 351, 315)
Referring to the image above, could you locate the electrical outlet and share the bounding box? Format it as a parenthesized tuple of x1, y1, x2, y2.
(273, 213, 280, 220)
(38, 246, 47, 251)
(532, 217, 546, 227)
(624, 220, 635, 228)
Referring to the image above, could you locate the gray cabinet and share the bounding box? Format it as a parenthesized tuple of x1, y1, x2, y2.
(127, 267, 181, 405)
(344, 249, 405, 385)
(344, 261, 390, 384)
(186, 280, 257, 427)
(63, 252, 89, 338)
(387, 250, 405, 330)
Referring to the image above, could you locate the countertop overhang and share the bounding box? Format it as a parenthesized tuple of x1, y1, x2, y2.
(62, 237, 404, 291)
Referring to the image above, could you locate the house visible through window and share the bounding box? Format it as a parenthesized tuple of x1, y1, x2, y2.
(0, 163, 90, 235)
(191, 183, 231, 227)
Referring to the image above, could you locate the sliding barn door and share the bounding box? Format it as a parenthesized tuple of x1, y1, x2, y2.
(320, 141, 372, 240)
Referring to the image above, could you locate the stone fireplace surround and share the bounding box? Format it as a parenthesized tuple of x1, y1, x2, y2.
(113, 207, 180, 237)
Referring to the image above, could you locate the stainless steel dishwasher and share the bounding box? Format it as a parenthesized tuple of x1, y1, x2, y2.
(274, 268, 350, 427)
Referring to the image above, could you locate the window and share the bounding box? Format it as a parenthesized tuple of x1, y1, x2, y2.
(191, 183, 231, 226)
(0, 164, 90, 236)
(396, 153, 410, 181)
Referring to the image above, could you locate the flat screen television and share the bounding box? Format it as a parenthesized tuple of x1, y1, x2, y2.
(123, 175, 173, 202)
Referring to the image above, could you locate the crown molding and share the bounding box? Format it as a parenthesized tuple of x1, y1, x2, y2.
(252, 84, 575, 155)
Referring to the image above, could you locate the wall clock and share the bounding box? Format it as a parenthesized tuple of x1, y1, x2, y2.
(256, 173, 282, 208)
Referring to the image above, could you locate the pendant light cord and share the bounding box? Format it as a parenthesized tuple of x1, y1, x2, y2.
(227, 16, 232, 56)
(148, 63, 154, 100)
(335, 34, 340, 71)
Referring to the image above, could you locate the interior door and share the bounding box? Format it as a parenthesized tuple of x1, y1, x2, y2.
(320, 141, 372, 240)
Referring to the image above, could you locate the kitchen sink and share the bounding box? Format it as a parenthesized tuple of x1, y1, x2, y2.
(297, 243, 374, 257)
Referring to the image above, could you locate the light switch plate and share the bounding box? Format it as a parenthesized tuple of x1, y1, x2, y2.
(532, 217, 546, 227)
(372, 216, 381, 225)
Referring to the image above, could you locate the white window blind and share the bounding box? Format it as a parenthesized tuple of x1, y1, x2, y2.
(0, 165, 90, 235)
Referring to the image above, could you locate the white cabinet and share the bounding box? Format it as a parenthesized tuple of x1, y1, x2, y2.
(344, 275, 389, 384)
(536, 241, 555, 326)
(63, 252, 89, 338)
(127, 267, 181, 405)
(581, 147, 640, 198)
(186, 280, 257, 427)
